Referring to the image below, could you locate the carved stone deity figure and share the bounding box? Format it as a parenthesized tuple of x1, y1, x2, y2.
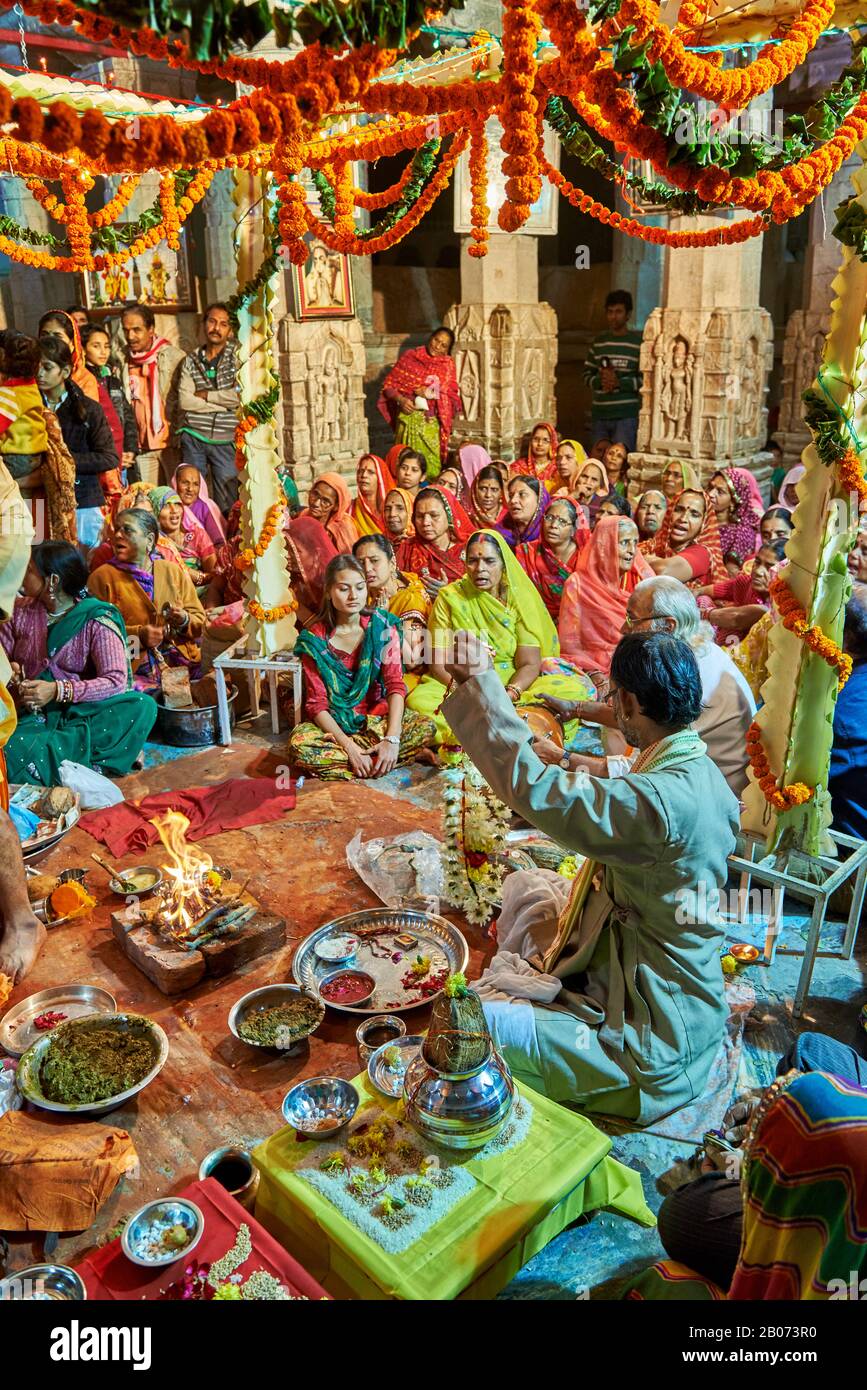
(316, 345, 345, 446)
(659, 335, 693, 441)
(739, 337, 760, 437)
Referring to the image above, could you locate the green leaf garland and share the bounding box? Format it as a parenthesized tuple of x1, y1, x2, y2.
(312, 138, 441, 241)
(90, 170, 196, 253)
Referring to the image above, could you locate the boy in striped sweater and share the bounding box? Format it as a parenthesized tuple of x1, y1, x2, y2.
(583, 289, 643, 454)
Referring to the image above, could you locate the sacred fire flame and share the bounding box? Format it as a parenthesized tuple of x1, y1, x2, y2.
(150, 810, 217, 940)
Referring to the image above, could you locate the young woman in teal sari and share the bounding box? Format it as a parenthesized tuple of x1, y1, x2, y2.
(0, 542, 157, 784)
(288, 555, 436, 780)
(407, 528, 595, 751)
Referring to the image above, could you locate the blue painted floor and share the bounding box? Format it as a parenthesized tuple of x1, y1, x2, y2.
(140, 719, 866, 1300)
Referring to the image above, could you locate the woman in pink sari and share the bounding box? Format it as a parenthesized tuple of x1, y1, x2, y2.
(377, 327, 461, 478)
(172, 464, 226, 546)
(559, 514, 654, 678)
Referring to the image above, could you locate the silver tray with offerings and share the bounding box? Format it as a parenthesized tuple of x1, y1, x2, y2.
(292, 908, 469, 1015)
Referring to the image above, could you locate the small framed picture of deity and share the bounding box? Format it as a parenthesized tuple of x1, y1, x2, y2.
(290, 231, 355, 320)
(81, 227, 196, 315)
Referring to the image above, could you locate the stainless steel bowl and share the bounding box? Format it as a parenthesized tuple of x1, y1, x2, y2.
(402, 1046, 515, 1150)
(317, 968, 376, 1010)
(355, 1013, 406, 1066)
(228, 983, 324, 1054)
(281, 1075, 359, 1136)
(16, 1012, 169, 1117)
(121, 1197, 204, 1268)
(0, 1264, 86, 1300)
(108, 865, 163, 898)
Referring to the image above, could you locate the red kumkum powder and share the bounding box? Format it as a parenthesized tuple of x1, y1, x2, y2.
(320, 971, 374, 1005)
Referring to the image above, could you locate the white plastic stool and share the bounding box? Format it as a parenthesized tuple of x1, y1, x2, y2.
(213, 637, 302, 744)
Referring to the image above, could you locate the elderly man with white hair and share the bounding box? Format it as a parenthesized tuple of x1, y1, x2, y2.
(542, 574, 756, 795)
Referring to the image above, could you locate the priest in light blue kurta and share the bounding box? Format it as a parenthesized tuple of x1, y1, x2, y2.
(443, 629, 740, 1123)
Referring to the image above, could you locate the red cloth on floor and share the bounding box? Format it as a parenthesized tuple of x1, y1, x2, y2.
(78, 777, 296, 856)
(75, 1178, 329, 1300)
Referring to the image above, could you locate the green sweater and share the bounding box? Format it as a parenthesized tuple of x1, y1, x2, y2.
(583, 329, 642, 420)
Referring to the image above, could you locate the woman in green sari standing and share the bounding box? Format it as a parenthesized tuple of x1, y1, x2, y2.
(407, 529, 595, 751)
(0, 542, 157, 785)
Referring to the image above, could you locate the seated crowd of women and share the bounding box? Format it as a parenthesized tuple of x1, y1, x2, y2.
(282, 428, 803, 781)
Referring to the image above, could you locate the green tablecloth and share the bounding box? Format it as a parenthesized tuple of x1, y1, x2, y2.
(253, 1075, 654, 1300)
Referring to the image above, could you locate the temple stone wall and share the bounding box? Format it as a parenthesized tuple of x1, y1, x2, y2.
(276, 313, 369, 492)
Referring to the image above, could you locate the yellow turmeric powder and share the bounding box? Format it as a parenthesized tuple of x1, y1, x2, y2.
(49, 881, 96, 922)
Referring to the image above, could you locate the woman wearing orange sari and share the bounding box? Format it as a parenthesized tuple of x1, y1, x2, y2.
(352, 453, 395, 537)
(558, 514, 654, 677)
(646, 488, 727, 590)
(38, 310, 99, 403)
(512, 421, 558, 482)
(302, 472, 359, 552)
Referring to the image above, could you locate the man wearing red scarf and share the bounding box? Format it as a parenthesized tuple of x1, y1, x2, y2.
(121, 304, 185, 488)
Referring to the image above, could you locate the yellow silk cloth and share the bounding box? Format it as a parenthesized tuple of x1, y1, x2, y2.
(253, 1074, 653, 1300)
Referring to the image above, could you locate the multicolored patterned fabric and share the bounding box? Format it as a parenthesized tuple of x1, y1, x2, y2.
(293, 607, 401, 736)
(716, 466, 763, 564)
(288, 710, 436, 781)
(647, 488, 728, 588)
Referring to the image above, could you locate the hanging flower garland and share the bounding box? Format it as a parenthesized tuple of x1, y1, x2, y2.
(498, 0, 541, 231)
(768, 574, 854, 691)
(746, 722, 814, 812)
(442, 758, 511, 926)
(311, 139, 440, 244)
(467, 117, 490, 257)
(352, 154, 419, 210)
(235, 501, 283, 571)
(160, 172, 181, 251)
(60, 166, 93, 265)
(247, 597, 298, 624)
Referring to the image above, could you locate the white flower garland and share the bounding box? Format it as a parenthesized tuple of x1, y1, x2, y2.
(442, 756, 511, 925)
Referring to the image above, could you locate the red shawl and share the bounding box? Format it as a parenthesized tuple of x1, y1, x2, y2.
(559, 516, 655, 674)
(649, 487, 728, 588)
(284, 515, 338, 619)
(397, 484, 474, 584)
(377, 345, 461, 462)
(516, 537, 584, 621)
(510, 422, 559, 482)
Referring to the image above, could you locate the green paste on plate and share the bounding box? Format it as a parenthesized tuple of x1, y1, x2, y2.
(40, 1023, 155, 1103)
(237, 999, 322, 1047)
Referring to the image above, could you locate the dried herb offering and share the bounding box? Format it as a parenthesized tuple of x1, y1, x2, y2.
(41, 1023, 155, 1104)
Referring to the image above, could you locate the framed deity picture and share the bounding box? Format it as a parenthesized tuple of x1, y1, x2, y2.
(454, 117, 560, 236)
(80, 227, 195, 314)
(290, 231, 355, 319)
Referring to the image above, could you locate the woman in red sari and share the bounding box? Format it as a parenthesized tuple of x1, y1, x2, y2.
(301, 472, 359, 552)
(646, 488, 727, 590)
(511, 422, 558, 482)
(352, 453, 395, 537)
(516, 496, 590, 622)
(377, 326, 461, 478)
(397, 484, 474, 596)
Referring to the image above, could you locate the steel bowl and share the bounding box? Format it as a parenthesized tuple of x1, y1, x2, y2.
(16, 1012, 169, 1117)
(0, 1264, 86, 1300)
(198, 1146, 259, 1212)
(154, 687, 237, 747)
(108, 865, 163, 898)
(228, 983, 324, 1054)
(355, 1013, 406, 1067)
(0, 983, 117, 1059)
(317, 968, 376, 1010)
(121, 1197, 204, 1268)
(281, 1075, 359, 1136)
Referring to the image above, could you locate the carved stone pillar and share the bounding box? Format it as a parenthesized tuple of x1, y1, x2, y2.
(776, 157, 859, 470)
(629, 213, 774, 499)
(276, 311, 369, 495)
(445, 235, 557, 459)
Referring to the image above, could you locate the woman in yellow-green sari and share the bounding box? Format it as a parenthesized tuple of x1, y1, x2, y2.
(407, 528, 594, 750)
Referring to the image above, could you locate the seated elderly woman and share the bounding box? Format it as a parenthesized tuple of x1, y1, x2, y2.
(172, 464, 226, 546)
(465, 463, 506, 531)
(288, 555, 436, 780)
(1, 541, 157, 784)
(150, 485, 216, 591)
(382, 487, 415, 547)
(516, 495, 590, 622)
(352, 533, 431, 692)
(407, 528, 594, 749)
(352, 454, 394, 537)
(89, 509, 205, 693)
(558, 515, 654, 684)
(644, 488, 727, 590)
(550, 438, 587, 498)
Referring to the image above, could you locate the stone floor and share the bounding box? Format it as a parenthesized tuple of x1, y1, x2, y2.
(7, 709, 865, 1299)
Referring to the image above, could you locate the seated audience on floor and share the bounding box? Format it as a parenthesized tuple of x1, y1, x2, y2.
(778, 464, 803, 511)
(89, 508, 205, 694)
(516, 495, 589, 623)
(302, 472, 359, 551)
(602, 441, 629, 496)
(766, 436, 785, 500)
(498, 475, 551, 549)
(288, 554, 436, 780)
(393, 447, 427, 496)
(660, 459, 701, 505)
(150, 485, 216, 592)
(397, 483, 474, 594)
(456, 443, 492, 499)
(829, 582, 867, 840)
(436, 464, 467, 502)
(558, 514, 653, 684)
(440, 629, 739, 1120)
(551, 437, 586, 497)
(283, 512, 338, 628)
(352, 533, 431, 690)
(465, 462, 506, 530)
(634, 489, 667, 545)
(706, 466, 764, 575)
(407, 528, 593, 749)
(352, 453, 394, 537)
(1, 541, 156, 785)
(645, 488, 727, 590)
(760, 505, 794, 548)
(514, 421, 558, 482)
(697, 539, 785, 644)
(597, 492, 632, 520)
(88, 483, 182, 572)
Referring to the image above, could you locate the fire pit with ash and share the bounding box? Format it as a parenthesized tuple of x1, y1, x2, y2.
(110, 811, 286, 996)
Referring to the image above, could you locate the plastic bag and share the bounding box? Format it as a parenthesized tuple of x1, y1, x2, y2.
(346, 830, 444, 914)
(0, 1061, 22, 1119)
(59, 761, 124, 810)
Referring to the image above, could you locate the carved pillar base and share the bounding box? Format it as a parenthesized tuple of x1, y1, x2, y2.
(629, 303, 774, 500)
(777, 309, 830, 471)
(444, 236, 557, 460)
(276, 315, 369, 495)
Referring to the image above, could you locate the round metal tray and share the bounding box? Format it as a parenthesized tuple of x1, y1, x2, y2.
(293, 908, 469, 1016)
(16, 1012, 169, 1116)
(0, 983, 117, 1058)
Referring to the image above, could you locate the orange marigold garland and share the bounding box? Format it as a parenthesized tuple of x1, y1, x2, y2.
(769, 574, 853, 690)
(498, 0, 541, 232)
(60, 167, 92, 266)
(248, 598, 298, 624)
(746, 723, 814, 812)
(331, 160, 354, 238)
(91, 174, 140, 229)
(468, 118, 490, 258)
(160, 172, 181, 251)
(838, 447, 867, 507)
(235, 413, 257, 471)
(235, 502, 283, 571)
(353, 154, 418, 210)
